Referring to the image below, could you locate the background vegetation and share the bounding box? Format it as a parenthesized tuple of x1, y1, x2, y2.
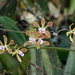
(0, 0, 75, 75)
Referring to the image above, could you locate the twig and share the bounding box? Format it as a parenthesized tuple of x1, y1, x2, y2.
(57, 29, 69, 34)
(27, 47, 75, 52)
(0, 28, 25, 33)
(0, 28, 75, 48)
(58, 35, 75, 47)
(20, 56, 48, 75)
(50, 31, 75, 47)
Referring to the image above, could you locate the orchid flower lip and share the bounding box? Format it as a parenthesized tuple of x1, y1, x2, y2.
(53, 32, 57, 37)
(39, 39, 43, 44)
(73, 31, 75, 35)
(38, 28, 45, 33)
(19, 50, 24, 57)
(29, 38, 36, 43)
(0, 45, 6, 50)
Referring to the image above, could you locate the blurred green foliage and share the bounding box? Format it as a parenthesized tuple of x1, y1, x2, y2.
(0, 0, 75, 75)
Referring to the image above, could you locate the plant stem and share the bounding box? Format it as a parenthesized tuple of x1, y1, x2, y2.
(1, 28, 75, 48)
(58, 35, 75, 47)
(20, 56, 48, 75)
(27, 47, 75, 52)
(0, 28, 25, 33)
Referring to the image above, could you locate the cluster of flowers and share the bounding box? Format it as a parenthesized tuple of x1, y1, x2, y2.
(0, 18, 53, 62)
(0, 18, 74, 62)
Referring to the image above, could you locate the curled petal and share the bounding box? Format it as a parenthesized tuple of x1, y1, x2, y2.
(16, 54, 22, 62)
(20, 48, 27, 52)
(24, 41, 31, 46)
(43, 41, 50, 46)
(33, 22, 40, 27)
(0, 41, 3, 45)
(6, 47, 12, 54)
(66, 32, 70, 36)
(9, 40, 14, 45)
(69, 23, 74, 31)
(70, 34, 73, 42)
(0, 50, 5, 54)
(45, 22, 53, 28)
(41, 18, 45, 28)
(34, 41, 40, 49)
(3, 35, 7, 45)
(44, 31, 50, 38)
(33, 28, 36, 36)
(26, 30, 30, 37)
(73, 28, 75, 31)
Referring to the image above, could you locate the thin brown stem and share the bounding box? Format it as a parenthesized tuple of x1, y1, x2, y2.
(0, 28, 25, 33)
(20, 57, 48, 75)
(27, 47, 75, 52)
(57, 29, 69, 34)
(58, 35, 75, 47)
(1, 28, 75, 47)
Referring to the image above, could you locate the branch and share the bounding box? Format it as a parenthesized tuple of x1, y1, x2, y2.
(20, 56, 48, 75)
(27, 47, 75, 52)
(0, 28, 75, 48)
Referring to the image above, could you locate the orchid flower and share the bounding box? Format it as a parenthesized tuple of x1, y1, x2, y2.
(66, 23, 75, 42)
(0, 35, 14, 54)
(38, 38, 50, 46)
(33, 18, 53, 38)
(12, 45, 27, 62)
(24, 28, 42, 49)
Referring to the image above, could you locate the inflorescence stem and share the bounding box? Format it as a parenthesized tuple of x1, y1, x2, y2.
(20, 56, 48, 75)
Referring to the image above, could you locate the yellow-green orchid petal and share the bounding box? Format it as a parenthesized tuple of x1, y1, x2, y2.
(70, 34, 73, 42)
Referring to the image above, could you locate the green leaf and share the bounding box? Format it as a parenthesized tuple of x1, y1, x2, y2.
(64, 35, 75, 75)
(68, 0, 75, 14)
(37, 0, 48, 14)
(0, 16, 30, 74)
(0, 53, 23, 75)
(44, 38, 62, 75)
(42, 46, 53, 75)
(0, 16, 26, 45)
(0, 0, 17, 20)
